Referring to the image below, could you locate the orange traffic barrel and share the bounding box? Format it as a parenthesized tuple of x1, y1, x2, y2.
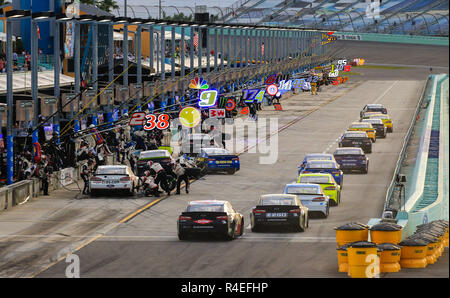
(370, 222, 403, 244)
(347, 241, 379, 278)
(335, 222, 369, 247)
(377, 243, 401, 273)
(398, 238, 428, 268)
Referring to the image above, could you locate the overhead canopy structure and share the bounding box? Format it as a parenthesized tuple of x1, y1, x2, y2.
(0, 70, 74, 95)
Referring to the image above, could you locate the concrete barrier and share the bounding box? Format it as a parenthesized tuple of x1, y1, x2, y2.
(0, 153, 118, 213)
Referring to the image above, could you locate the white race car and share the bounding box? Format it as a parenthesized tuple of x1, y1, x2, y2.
(89, 165, 138, 196)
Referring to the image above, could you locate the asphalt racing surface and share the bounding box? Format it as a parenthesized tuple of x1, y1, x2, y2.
(1, 41, 448, 278)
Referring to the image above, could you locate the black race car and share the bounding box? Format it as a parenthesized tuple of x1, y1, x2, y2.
(333, 147, 369, 174)
(250, 194, 309, 232)
(178, 200, 244, 240)
(339, 131, 372, 153)
(362, 118, 387, 138)
(360, 104, 388, 119)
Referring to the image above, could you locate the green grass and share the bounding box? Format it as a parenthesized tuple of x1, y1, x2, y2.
(356, 64, 413, 70)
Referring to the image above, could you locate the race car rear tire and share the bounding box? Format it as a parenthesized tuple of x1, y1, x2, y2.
(226, 223, 236, 240)
(330, 198, 338, 207)
(363, 166, 368, 174)
(295, 217, 305, 232)
(388, 127, 393, 133)
(238, 218, 244, 236)
(251, 224, 261, 232)
(227, 168, 236, 175)
(322, 205, 329, 218)
(167, 175, 177, 191)
(178, 231, 189, 240)
(90, 189, 97, 197)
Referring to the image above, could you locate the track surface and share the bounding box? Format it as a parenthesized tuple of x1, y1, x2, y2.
(1, 41, 449, 278)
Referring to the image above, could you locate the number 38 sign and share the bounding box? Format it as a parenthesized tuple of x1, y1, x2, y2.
(129, 112, 170, 131)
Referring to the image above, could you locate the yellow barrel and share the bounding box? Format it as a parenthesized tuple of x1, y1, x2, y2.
(335, 223, 369, 247)
(412, 233, 441, 264)
(347, 241, 379, 278)
(369, 222, 403, 244)
(378, 243, 401, 273)
(399, 238, 428, 268)
(336, 245, 350, 273)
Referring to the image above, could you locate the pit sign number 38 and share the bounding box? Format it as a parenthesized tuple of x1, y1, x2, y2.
(129, 112, 170, 130)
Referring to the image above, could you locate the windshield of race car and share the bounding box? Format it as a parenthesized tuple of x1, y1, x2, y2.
(306, 161, 337, 169)
(97, 167, 127, 175)
(285, 186, 321, 195)
(334, 148, 363, 155)
(299, 176, 331, 184)
(140, 150, 170, 159)
(187, 203, 224, 212)
(260, 196, 295, 205)
(351, 123, 371, 129)
(305, 154, 333, 162)
(344, 132, 368, 139)
(202, 148, 230, 156)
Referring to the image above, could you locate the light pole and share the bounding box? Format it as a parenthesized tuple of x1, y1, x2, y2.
(5, 9, 31, 185)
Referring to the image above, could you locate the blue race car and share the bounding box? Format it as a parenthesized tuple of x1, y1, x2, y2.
(333, 147, 369, 174)
(300, 160, 344, 188)
(298, 153, 336, 175)
(196, 148, 240, 175)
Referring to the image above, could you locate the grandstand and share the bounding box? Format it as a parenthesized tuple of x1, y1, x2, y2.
(115, 0, 448, 36)
(218, 0, 449, 36)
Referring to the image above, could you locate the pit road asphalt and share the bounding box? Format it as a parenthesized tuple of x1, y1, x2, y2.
(0, 41, 448, 278)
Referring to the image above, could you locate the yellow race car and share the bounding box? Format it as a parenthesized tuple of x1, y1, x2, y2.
(297, 173, 341, 206)
(367, 114, 393, 133)
(348, 122, 376, 142)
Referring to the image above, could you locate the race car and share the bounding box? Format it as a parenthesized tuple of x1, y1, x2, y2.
(136, 149, 175, 176)
(300, 160, 344, 188)
(348, 122, 376, 143)
(283, 183, 330, 217)
(362, 118, 387, 138)
(298, 153, 336, 175)
(196, 147, 240, 175)
(339, 131, 372, 153)
(367, 114, 394, 133)
(250, 194, 309, 232)
(297, 173, 341, 206)
(360, 104, 388, 119)
(89, 165, 138, 196)
(333, 147, 369, 174)
(177, 200, 244, 240)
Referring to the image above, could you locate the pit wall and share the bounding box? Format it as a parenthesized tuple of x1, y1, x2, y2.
(0, 155, 115, 212)
(334, 32, 449, 46)
(400, 74, 449, 237)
